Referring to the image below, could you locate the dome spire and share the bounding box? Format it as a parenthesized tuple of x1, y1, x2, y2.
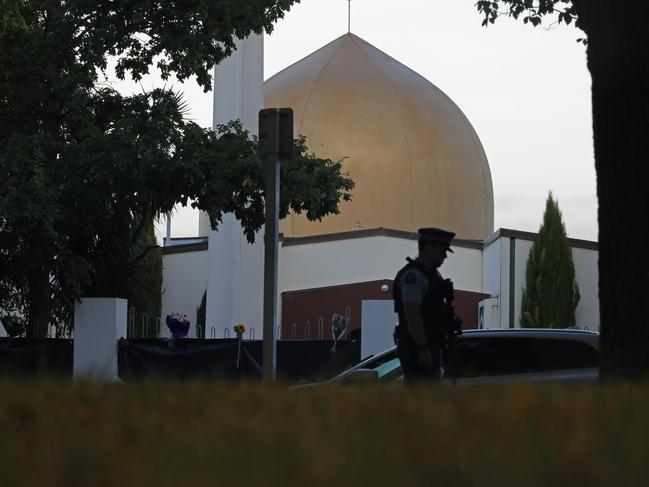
(347, 0, 351, 33)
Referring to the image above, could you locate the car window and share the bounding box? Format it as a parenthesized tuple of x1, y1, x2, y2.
(452, 336, 598, 378)
(531, 338, 599, 370)
(453, 338, 533, 377)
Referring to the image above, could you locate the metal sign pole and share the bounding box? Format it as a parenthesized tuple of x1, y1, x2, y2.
(262, 152, 279, 382)
(260, 108, 293, 382)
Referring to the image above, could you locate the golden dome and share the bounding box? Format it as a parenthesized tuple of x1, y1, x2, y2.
(265, 33, 494, 240)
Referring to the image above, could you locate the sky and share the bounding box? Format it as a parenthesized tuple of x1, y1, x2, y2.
(126, 0, 597, 243)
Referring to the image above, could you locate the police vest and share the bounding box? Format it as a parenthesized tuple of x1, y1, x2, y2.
(393, 258, 447, 346)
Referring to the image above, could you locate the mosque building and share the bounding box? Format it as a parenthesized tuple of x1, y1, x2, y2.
(160, 32, 599, 353)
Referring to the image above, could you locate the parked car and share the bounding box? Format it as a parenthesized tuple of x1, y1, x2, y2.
(294, 328, 599, 387)
(293, 345, 400, 388)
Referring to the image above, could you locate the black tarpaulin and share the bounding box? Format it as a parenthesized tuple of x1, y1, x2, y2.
(118, 339, 361, 382)
(0, 338, 361, 382)
(0, 338, 73, 377)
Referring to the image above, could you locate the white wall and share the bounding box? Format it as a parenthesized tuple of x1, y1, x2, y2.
(161, 250, 208, 338)
(482, 238, 503, 326)
(281, 235, 415, 292)
(513, 238, 534, 327)
(572, 247, 599, 330)
(482, 239, 501, 298)
(280, 235, 483, 293)
(442, 246, 483, 292)
(361, 300, 398, 359)
(73, 298, 126, 381)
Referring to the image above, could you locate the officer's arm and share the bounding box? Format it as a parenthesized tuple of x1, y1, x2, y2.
(403, 301, 428, 349)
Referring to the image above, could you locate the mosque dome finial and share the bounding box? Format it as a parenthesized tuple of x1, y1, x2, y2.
(347, 0, 351, 33)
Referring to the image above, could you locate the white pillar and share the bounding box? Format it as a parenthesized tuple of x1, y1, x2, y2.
(73, 298, 127, 381)
(361, 300, 398, 359)
(204, 34, 265, 340)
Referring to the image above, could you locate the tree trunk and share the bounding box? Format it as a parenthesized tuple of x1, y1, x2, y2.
(575, 1, 649, 380)
(27, 266, 51, 338)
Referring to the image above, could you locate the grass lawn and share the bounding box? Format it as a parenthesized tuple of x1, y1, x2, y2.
(1, 380, 647, 486)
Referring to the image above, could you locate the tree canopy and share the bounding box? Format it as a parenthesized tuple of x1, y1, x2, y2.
(520, 193, 580, 328)
(0, 0, 359, 335)
(0, 0, 28, 35)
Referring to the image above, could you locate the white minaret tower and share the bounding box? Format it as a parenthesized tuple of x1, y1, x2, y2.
(202, 34, 266, 339)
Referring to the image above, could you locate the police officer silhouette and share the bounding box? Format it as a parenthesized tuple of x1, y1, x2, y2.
(393, 227, 455, 382)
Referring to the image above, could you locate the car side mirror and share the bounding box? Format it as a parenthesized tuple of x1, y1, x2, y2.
(345, 368, 380, 383)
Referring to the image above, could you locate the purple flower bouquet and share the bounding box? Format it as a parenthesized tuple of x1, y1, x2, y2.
(166, 314, 191, 338)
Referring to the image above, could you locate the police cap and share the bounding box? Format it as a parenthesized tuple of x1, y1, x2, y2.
(418, 227, 455, 253)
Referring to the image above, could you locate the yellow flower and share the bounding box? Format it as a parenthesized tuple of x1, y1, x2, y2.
(233, 323, 246, 335)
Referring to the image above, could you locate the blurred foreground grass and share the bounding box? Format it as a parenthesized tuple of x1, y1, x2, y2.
(1, 380, 648, 486)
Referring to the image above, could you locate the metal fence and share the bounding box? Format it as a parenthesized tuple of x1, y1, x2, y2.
(277, 306, 353, 341)
(127, 308, 162, 339)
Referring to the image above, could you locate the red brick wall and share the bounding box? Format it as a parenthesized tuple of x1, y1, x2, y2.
(281, 281, 490, 340)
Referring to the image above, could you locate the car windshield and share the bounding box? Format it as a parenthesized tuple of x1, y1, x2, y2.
(374, 357, 401, 379)
(339, 349, 397, 376)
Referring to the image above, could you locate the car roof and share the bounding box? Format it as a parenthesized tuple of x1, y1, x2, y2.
(353, 328, 599, 369)
(461, 328, 599, 347)
(462, 328, 598, 336)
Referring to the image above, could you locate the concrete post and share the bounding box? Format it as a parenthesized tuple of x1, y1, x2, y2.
(361, 300, 398, 360)
(73, 298, 127, 381)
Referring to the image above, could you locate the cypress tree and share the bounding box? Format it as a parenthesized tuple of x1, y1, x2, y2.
(520, 192, 580, 328)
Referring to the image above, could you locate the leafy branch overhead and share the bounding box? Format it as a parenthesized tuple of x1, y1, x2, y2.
(180, 115, 355, 244)
(1, 0, 298, 90)
(476, 1, 583, 40)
